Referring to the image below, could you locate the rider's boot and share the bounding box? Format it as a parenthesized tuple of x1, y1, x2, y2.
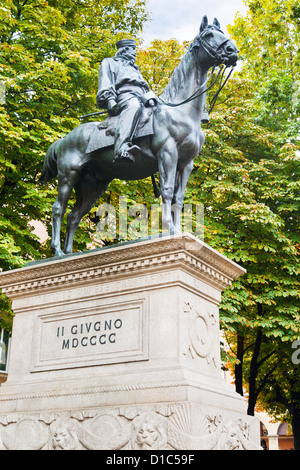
(113, 141, 141, 163)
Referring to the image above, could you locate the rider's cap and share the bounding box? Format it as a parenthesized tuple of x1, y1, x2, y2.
(116, 39, 136, 49)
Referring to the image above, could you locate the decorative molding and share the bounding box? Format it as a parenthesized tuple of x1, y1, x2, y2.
(0, 378, 240, 403)
(0, 403, 261, 450)
(183, 301, 218, 367)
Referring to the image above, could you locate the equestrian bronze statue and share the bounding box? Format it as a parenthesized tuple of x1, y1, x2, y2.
(40, 16, 238, 257)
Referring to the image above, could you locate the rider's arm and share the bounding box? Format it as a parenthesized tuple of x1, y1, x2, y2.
(96, 59, 117, 109)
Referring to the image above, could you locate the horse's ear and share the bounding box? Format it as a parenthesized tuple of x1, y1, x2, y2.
(213, 17, 221, 29)
(200, 15, 208, 32)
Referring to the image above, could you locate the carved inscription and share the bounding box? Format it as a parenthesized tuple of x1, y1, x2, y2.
(31, 300, 148, 371)
(57, 318, 123, 350)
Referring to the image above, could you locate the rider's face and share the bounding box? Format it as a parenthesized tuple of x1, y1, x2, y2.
(119, 46, 136, 62)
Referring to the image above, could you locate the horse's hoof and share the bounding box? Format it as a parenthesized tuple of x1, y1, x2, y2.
(53, 250, 65, 257)
(165, 226, 182, 236)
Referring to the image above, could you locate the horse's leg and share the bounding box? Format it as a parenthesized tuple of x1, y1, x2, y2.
(157, 141, 178, 234)
(51, 171, 78, 257)
(63, 175, 111, 254)
(172, 161, 194, 232)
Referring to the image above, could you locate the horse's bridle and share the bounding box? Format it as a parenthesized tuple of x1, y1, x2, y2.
(158, 29, 236, 110)
(196, 29, 234, 66)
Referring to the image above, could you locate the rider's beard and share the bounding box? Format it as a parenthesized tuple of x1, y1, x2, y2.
(121, 53, 136, 65)
(125, 58, 135, 66)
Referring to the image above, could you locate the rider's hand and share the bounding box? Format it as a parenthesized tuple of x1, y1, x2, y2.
(148, 99, 156, 107)
(108, 99, 120, 116)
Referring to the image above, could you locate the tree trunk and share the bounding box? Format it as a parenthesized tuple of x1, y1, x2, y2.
(235, 334, 244, 396)
(247, 317, 263, 416)
(290, 390, 300, 450)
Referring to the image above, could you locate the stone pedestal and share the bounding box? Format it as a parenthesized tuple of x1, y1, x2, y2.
(0, 234, 260, 450)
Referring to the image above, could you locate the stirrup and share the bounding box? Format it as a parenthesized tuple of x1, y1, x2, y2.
(113, 144, 141, 163)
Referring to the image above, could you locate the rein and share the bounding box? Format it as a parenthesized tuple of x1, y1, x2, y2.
(158, 63, 234, 111)
(79, 33, 235, 120)
(158, 63, 223, 107)
(157, 32, 235, 112)
(208, 66, 234, 113)
(79, 65, 232, 119)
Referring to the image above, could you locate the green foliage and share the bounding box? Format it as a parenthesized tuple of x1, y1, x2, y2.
(137, 39, 189, 95)
(0, 0, 299, 431)
(185, 69, 300, 336)
(213, 0, 300, 426)
(228, 0, 300, 138)
(0, 0, 148, 329)
(255, 343, 300, 423)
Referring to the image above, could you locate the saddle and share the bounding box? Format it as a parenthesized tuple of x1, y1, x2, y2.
(86, 106, 154, 154)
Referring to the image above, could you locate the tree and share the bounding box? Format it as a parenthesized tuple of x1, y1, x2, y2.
(230, 0, 300, 139)
(224, 331, 300, 448)
(1, 2, 299, 446)
(0, 0, 148, 329)
(137, 38, 189, 95)
(137, 37, 300, 438)
(256, 344, 300, 450)
(208, 0, 300, 446)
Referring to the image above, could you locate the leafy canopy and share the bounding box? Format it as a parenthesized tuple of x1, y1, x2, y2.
(0, 0, 148, 328)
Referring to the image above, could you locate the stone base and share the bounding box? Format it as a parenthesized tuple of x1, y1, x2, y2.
(0, 234, 261, 450)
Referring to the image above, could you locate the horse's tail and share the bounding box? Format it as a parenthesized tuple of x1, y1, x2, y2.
(39, 140, 60, 185)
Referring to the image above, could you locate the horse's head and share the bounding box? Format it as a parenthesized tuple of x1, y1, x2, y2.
(191, 16, 239, 68)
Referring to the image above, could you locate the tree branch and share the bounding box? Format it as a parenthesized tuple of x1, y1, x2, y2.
(255, 363, 278, 400)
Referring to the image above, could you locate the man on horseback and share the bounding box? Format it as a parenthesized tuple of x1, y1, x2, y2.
(96, 39, 157, 162)
(41, 17, 239, 257)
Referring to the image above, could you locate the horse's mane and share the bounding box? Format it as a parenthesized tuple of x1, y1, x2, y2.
(160, 25, 224, 103)
(160, 48, 195, 103)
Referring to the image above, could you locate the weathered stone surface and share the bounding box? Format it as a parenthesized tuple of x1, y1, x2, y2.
(0, 234, 261, 450)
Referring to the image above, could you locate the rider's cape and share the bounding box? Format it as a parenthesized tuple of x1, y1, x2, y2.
(86, 105, 155, 154)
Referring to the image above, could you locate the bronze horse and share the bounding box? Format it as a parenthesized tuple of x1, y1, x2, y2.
(40, 16, 238, 257)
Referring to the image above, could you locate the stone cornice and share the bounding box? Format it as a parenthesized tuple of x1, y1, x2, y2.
(0, 234, 246, 298)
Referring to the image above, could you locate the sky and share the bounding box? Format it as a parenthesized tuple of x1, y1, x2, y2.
(141, 0, 248, 45)
(32, 0, 249, 243)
